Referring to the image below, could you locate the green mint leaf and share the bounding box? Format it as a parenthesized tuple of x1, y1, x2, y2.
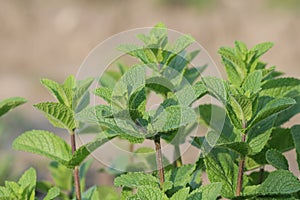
(165, 164, 196, 191)
(170, 187, 189, 200)
(129, 87, 146, 121)
(291, 125, 300, 170)
(94, 87, 113, 103)
(249, 97, 296, 127)
(0, 97, 27, 117)
(118, 44, 157, 65)
(192, 81, 207, 100)
(146, 76, 174, 95)
(114, 172, 159, 188)
(230, 94, 252, 123)
(251, 42, 274, 58)
(275, 95, 300, 126)
(242, 70, 263, 95)
(41, 78, 71, 106)
(247, 115, 276, 155)
(266, 149, 289, 170)
(260, 78, 300, 98)
(34, 102, 76, 131)
(202, 77, 227, 104)
(67, 136, 112, 168)
(13, 130, 72, 166)
(183, 65, 206, 85)
(80, 186, 99, 200)
(134, 186, 165, 200)
(187, 182, 222, 200)
(197, 104, 235, 141)
(218, 47, 245, 86)
(204, 148, 243, 198)
(18, 168, 36, 200)
(151, 105, 196, 133)
(43, 187, 60, 200)
(99, 70, 122, 89)
(250, 170, 300, 196)
(268, 128, 294, 153)
(72, 77, 93, 112)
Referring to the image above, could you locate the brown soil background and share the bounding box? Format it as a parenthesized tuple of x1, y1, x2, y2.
(0, 0, 299, 188)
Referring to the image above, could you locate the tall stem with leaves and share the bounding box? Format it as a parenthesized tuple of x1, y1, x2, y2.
(192, 41, 300, 199)
(12, 76, 106, 200)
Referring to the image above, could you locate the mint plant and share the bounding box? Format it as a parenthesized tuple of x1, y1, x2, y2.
(3, 24, 300, 200)
(12, 76, 112, 199)
(0, 168, 60, 200)
(193, 41, 300, 199)
(78, 23, 206, 190)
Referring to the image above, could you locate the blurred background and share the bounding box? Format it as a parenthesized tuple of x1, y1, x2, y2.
(0, 0, 300, 187)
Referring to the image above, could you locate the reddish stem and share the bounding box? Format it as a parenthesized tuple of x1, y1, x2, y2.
(71, 132, 82, 200)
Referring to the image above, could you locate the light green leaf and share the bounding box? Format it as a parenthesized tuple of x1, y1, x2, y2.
(187, 182, 222, 200)
(260, 78, 300, 98)
(73, 77, 93, 112)
(170, 187, 189, 200)
(165, 164, 196, 189)
(97, 186, 119, 200)
(18, 168, 36, 200)
(242, 70, 262, 94)
(118, 44, 157, 65)
(266, 149, 289, 170)
(81, 186, 99, 200)
(204, 148, 244, 198)
(67, 136, 112, 168)
(34, 102, 76, 131)
(151, 105, 196, 133)
(192, 81, 207, 100)
(0, 97, 27, 117)
(99, 70, 122, 89)
(200, 182, 222, 200)
(13, 130, 72, 166)
(134, 186, 165, 200)
(168, 35, 195, 56)
(251, 42, 274, 58)
(252, 170, 300, 196)
(129, 87, 146, 121)
(94, 87, 113, 103)
(291, 125, 300, 170)
(230, 95, 252, 123)
(114, 172, 159, 188)
(202, 77, 227, 104)
(43, 187, 60, 200)
(218, 47, 245, 86)
(250, 97, 296, 127)
(41, 78, 70, 106)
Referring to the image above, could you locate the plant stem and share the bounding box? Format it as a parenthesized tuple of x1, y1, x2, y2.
(174, 145, 182, 167)
(71, 131, 82, 200)
(236, 133, 246, 196)
(154, 135, 165, 187)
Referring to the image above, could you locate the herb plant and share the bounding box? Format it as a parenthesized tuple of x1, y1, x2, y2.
(0, 24, 298, 200)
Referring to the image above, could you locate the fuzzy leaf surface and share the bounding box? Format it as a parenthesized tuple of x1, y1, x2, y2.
(13, 130, 72, 166)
